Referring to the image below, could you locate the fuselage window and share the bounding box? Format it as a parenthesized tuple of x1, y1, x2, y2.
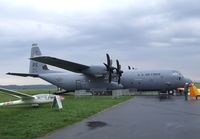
(145, 73, 150, 76)
(153, 73, 160, 76)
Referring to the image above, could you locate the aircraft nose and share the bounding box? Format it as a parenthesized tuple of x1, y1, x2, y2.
(184, 77, 193, 83)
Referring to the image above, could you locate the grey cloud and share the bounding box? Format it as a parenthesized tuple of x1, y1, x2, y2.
(0, 0, 200, 84)
(163, 0, 200, 20)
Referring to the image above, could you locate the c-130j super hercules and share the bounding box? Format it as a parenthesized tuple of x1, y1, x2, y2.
(7, 44, 192, 95)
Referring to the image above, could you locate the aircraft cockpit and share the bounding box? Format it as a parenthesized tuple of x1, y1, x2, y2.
(172, 70, 184, 81)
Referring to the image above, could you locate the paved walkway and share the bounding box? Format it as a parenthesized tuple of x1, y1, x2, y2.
(43, 96, 200, 139)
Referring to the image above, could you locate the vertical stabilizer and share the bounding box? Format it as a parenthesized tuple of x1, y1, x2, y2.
(29, 43, 49, 74)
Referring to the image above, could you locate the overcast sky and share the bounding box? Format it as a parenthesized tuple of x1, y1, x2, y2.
(0, 0, 200, 85)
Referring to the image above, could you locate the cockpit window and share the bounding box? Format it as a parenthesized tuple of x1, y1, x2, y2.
(172, 70, 183, 81)
(172, 70, 183, 77)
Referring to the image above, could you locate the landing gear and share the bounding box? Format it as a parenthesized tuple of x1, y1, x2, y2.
(168, 90, 175, 96)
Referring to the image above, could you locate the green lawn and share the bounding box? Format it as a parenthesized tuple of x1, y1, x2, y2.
(0, 89, 132, 139)
(194, 83, 200, 88)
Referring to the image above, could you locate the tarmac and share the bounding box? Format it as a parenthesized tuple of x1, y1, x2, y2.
(43, 96, 200, 139)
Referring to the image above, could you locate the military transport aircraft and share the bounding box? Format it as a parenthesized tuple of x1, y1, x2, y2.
(7, 44, 192, 94)
(0, 87, 63, 109)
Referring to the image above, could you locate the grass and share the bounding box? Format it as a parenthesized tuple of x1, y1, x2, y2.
(0, 89, 132, 139)
(194, 83, 200, 88)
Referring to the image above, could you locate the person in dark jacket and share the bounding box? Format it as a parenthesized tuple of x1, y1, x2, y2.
(183, 83, 190, 100)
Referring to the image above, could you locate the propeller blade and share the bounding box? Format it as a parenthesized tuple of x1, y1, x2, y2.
(104, 53, 115, 83)
(118, 77, 121, 84)
(116, 60, 120, 69)
(106, 53, 111, 66)
(115, 59, 123, 84)
(103, 63, 108, 69)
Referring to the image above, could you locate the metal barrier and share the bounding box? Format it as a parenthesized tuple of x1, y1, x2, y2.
(74, 90, 92, 97)
(112, 89, 137, 98)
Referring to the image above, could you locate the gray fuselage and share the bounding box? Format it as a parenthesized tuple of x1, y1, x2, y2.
(38, 69, 191, 92)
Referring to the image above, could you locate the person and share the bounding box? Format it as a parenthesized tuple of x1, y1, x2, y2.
(183, 83, 190, 100)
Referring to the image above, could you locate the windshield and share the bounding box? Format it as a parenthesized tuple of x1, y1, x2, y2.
(172, 70, 183, 77)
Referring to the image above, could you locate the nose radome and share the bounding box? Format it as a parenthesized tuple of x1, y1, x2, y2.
(184, 77, 193, 83)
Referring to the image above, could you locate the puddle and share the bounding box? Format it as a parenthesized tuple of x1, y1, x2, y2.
(87, 121, 108, 130)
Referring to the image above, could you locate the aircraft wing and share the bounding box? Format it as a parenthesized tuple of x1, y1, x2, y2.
(31, 56, 90, 73)
(0, 88, 34, 100)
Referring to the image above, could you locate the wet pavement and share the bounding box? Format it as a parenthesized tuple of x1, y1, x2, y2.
(43, 96, 200, 139)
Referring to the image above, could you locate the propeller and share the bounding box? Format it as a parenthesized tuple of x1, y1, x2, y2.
(104, 54, 115, 83)
(115, 60, 123, 84)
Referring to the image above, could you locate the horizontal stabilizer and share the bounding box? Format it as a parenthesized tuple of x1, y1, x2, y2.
(31, 56, 90, 73)
(7, 72, 39, 77)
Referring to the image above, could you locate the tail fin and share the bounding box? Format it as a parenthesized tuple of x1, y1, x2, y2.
(29, 43, 49, 74)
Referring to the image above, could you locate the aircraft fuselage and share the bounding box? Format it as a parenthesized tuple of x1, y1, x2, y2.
(38, 69, 191, 92)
